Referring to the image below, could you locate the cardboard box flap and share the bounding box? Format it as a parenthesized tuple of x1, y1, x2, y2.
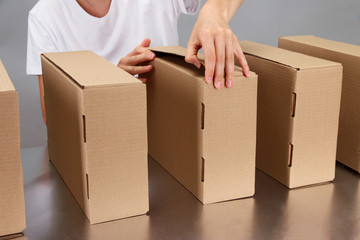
(0, 59, 15, 92)
(279, 35, 360, 58)
(149, 46, 248, 78)
(149, 45, 189, 58)
(42, 51, 140, 88)
(149, 45, 207, 61)
(240, 41, 341, 70)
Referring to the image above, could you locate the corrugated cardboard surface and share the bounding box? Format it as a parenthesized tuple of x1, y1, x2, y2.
(240, 41, 343, 188)
(41, 51, 148, 224)
(0, 60, 15, 92)
(279, 35, 360, 173)
(144, 46, 257, 204)
(43, 51, 140, 88)
(0, 60, 26, 236)
(241, 40, 340, 70)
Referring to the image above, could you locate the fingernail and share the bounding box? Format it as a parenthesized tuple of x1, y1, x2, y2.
(247, 70, 251, 77)
(206, 77, 212, 84)
(194, 62, 201, 69)
(215, 82, 222, 89)
(227, 79, 233, 88)
(148, 53, 155, 59)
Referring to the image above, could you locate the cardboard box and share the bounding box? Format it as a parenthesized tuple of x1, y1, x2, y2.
(0, 59, 26, 237)
(143, 46, 258, 204)
(279, 35, 360, 173)
(239, 41, 343, 188)
(41, 51, 149, 224)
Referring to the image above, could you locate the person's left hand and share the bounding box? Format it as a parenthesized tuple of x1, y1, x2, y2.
(117, 38, 155, 83)
(185, 2, 250, 89)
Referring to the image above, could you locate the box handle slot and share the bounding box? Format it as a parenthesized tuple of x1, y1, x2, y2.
(86, 173, 89, 199)
(201, 103, 205, 130)
(291, 92, 297, 117)
(201, 157, 205, 182)
(83, 115, 87, 143)
(288, 143, 293, 167)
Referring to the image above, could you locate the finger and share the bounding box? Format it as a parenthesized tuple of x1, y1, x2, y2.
(127, 38, 152, 57)
(185, 37, 202, 69)
(214, 32, 226, 89)
(128, 46, 147, 56)
(140, 38, 151, 47)
(235, 41, 251, 78)
(201, 37, 216, 84)
(225, 31, 234, 88)
(121, 65, 153, 75)
(138, 77, 147, 83)
(122, 50, 156, 66)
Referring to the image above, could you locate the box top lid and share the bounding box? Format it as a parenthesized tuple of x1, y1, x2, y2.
(0, 59, 15, 92)
(280, 35, 360, 57)
(42, 51, 141, 88)
(240, 41, 341, 70)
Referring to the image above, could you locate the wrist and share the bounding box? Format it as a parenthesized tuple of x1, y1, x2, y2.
(201, 1, 230, 23)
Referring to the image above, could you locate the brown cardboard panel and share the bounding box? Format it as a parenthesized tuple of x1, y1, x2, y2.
(0, 61, 26, 236)
(279, 35, 360, 173)
(0, 60, 15, 92)
(42, 51, 148, 224)
(145, 55, 205, 201)
(202, 76, 257, 203)
(279, 35, 360, 57)
(83, 85, 148, 223)
(243, 54, 297, 186)
(42, 56, 88, 213)
(43, 51, 139, 88)
(144, 46, 257, 204)
(289, 67, 342, 187)
(239, 41, 342, 188)
(241, 41, 340, 70)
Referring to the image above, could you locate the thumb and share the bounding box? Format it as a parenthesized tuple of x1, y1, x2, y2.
(140, 38, 151, 48)
(185, 41, 202, 69)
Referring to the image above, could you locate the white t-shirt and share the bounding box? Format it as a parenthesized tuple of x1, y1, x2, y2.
(26, 0, 201, 75)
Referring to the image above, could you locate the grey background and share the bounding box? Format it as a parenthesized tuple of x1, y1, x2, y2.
(0, 0, 359, 148)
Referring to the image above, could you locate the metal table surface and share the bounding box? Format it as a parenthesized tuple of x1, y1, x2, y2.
(15, 146, 360, 240)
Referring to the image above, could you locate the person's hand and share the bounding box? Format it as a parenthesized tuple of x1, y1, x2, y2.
(185, 1, 250, 89)
(117, 38, 155, 83)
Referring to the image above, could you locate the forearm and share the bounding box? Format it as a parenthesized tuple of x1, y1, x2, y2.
(202, 0, 244, 22)
(38, 75, 46, 124)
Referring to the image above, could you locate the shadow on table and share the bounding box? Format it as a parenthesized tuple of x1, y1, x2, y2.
(22, 147, 90, 240)
(327, 163, 360, 240)
(147, 157, 202, 240)
(249, 169, 290, 240)
(249, 163, 358, 240)
(22, 147, 152, 240)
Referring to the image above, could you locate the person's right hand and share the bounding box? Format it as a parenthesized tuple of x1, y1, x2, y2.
(117, 38, 155, 83)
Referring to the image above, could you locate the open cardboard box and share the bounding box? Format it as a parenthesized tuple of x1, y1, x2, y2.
(142, 46, 258, 204)
(279, 35, 360, 173)
(0, 59, 26, 237)
(41, 51, 149, 224)
(238, 41, 343, 188)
